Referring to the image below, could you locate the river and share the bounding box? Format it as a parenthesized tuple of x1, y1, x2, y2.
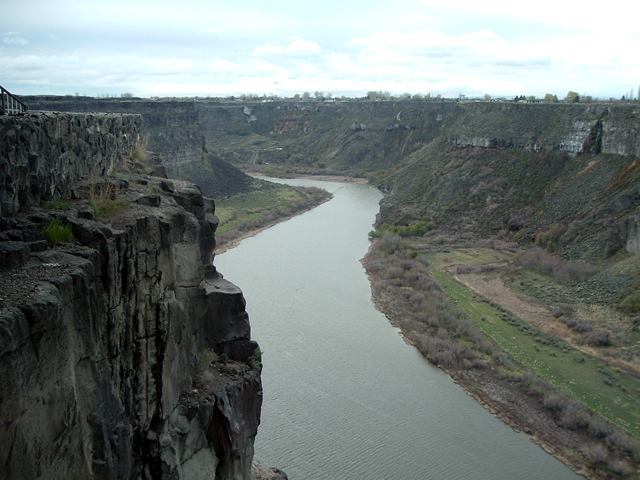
(215, 178, 583, 480)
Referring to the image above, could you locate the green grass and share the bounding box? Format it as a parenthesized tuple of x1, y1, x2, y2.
(427, 250, 640, 437)
(44, 218, 74, 245)
(42, 199, 69, 210)
(215, 183, 313, 234)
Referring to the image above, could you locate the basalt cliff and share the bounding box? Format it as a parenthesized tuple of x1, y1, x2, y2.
(0, 112, 276, 480)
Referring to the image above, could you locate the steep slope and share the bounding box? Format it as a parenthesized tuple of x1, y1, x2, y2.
(0, 113, 264, 480)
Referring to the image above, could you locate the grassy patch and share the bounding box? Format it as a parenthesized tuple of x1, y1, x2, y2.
(215, 180, 331, 249)
(42, 199, 69, 210)
(44, 218, 74, 245)
(89, 182, 129, 218)
(428, 250, 640, 437)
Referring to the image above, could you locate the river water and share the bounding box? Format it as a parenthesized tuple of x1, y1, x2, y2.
(215, 178, 582, 480)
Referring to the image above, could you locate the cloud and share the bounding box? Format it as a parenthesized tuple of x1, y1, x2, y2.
(3, 36, 29, 46)
(254, 38, 321, 57)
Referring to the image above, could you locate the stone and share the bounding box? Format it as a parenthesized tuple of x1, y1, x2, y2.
(0, 113, 265, 480)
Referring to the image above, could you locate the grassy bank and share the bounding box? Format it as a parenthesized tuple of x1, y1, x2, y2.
(363, 236, 640, 479)
(214, 178, 331, 253)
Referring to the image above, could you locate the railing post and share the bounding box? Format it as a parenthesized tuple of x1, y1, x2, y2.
(1, 87, 6, 115)
(0, 85, 27, 115)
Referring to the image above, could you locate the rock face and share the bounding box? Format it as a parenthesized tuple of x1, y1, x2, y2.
(21, 98, 253, 199)
(0, 114, 262, 479)
(0, 112, 141, 216)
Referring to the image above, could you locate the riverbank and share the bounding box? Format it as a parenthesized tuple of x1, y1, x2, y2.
(214, 179, 332, 254)
(362, 237, 640, 480)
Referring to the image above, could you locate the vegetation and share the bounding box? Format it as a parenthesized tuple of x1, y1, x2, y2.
(42, 199, 69, 210)
(89, 181, 129, 218)
(247, 347, 262, 370)
(44, 218, 74, 245)
(215, 179, 331, 252)
(363, 238, 640, 478)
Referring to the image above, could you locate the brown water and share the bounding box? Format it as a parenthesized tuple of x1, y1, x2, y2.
(216, 178, 583, 480)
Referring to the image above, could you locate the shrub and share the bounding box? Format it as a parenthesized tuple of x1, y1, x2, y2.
(542, 392, 568, 411)
(44, 218, 74, 245)
(619, 292, 640, 314)
(584, 329, 613, 347)
(377, 233, 401, 254)
(90, 181, 128, 217)
(560, 316, 593, 333)
(581, 444, 609, 464)
(513, 247, 596, 284)
(608, 459, 634, 477)
(195, 349, 219, 376)
(605, 430, 640, 461)
(552, 305, 574, 318)
(552, 261, 597, 284)
(247, 347, 262, 370)
(559, 403, 590, 430)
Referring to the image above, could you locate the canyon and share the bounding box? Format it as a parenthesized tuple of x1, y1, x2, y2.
(3, 96, 640, 479)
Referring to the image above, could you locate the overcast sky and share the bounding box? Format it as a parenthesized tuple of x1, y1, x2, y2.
(2, 0, 639, 99)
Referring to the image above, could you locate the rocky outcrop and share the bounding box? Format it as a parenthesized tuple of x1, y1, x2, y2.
(0, 111, 141, 216)
(0, 114, 263, 480)
(442, 102, 640, 156)
(21, 98, 252, 199)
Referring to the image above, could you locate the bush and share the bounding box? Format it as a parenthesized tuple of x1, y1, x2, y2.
(492, 351, 514, 370)
(584, 329, 613, 347)
(559, 403, 591, 430)
(552, 261, 597, 284)
(619, 292, 640, 314)
(581, 444, 609, 464)
(44, 218, 74, 245)
(513, 247, 596, 284)
(542, 392, 568, 411)
(559, 316, 593, 333)
(552, 305, 574, 318)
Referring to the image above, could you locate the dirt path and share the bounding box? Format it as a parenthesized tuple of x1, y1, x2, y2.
(453, 272, 576, 340)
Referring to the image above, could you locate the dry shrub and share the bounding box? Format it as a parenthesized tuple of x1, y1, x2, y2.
(587, 416, 613, 439)
(552, 261, 598, 284)
(542, 392, 568, 411)
(605, 430, 640, 461)
(584, 329, 613, 347)
(552, 305, 574, 318)
(514, 247, 559, 275)
(559, 316, 593, 333)
(513, 247, 596, 284)
(559, 402, 591, 430)
(581, 444, 609, 465)
(608, 459, 634, 477)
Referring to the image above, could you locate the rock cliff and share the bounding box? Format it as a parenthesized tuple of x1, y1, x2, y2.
(0, 113, 264, 479)
(21, 98, 252, 199)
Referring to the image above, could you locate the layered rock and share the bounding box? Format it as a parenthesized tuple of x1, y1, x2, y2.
(0, 114, 263, 480)
(0, 111, 141, 216)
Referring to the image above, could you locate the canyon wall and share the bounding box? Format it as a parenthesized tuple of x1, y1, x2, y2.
(0, 112, 141, 216)
(22, 98, 252, 198)
(0, 113, 263, 479)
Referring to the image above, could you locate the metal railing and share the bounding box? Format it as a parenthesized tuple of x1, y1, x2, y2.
(1, 85, 28, 115)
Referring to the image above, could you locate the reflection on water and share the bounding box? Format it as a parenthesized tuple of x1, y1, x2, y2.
(216, 178, 583, 480)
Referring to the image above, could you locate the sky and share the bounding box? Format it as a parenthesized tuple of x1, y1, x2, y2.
(2, 0, 639, 99)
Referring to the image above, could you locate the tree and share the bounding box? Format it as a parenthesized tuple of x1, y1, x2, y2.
(543, 93, 558, 102)
(564, 91, 580, 103)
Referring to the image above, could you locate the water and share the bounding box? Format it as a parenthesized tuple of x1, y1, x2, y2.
(215, 178, 583, 480)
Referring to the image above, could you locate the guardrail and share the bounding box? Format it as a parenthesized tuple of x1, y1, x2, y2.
(1, 85, 28, 115)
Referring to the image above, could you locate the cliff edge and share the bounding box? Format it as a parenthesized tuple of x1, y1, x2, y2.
(0, 113, 266, 479)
